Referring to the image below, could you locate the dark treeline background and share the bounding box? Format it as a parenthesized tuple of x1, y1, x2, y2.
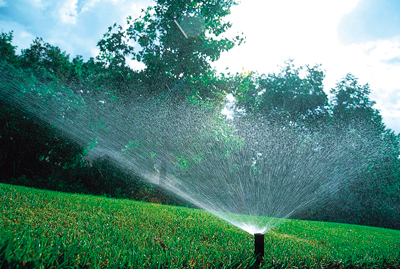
(1, 0, 399, 230)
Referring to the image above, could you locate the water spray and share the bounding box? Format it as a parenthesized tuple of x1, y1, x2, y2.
(0, 61, 378, 267)
(254, 233, 264, 265)
(174, 20, 188, 38)
(174, 11, 206, 38)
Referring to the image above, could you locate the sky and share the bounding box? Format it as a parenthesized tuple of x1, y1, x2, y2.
(1, 0, 399, 133)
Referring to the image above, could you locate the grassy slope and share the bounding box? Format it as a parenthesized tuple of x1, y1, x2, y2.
(0, 183, 399, 268)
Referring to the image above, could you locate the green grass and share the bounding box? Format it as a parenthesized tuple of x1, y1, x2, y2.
(1, 183, 399, 268)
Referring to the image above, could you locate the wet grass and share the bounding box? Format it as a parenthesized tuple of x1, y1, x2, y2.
(1, 183, 399, 268)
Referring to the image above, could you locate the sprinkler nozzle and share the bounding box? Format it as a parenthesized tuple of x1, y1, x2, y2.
(254, 233, 264, 265)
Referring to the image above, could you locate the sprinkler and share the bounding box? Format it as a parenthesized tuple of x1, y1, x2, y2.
(254, 233, 264, 265)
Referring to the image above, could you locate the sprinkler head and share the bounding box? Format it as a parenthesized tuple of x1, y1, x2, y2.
(254, 233, 264, 265)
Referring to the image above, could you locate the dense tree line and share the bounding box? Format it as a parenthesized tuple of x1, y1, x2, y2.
(1, 0, 400, 229)
(230, 63, 400, 228)
(0, 0, 242, 205)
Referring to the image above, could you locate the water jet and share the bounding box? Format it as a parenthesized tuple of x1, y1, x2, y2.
(0, 63, 382, 256)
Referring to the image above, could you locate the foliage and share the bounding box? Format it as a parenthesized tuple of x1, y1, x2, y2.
(330, 73, 385, 133)
(97, 0, 244, 100)
(0, 102, 82, 180)
(17, 37, 74, 85)
(1, 183, 400, 268)
(224, 62, 399, 229)
(0, 31, 19, 64)
(298, 75, 400, 229)
(1, 0, 400, 232)
(233, 60, 329, 128)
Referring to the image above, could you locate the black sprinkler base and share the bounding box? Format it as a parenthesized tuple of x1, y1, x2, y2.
(254, 233, 264, 265)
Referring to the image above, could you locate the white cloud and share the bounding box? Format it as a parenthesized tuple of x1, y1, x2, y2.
(213, 0, 361, 76)
(60, 0, 78, 24)
(20, 31, 32, 38)
(0, 0, 7, 7)
(81, 0, 100, 12)
(27, 0, 50, 9)
(110, 0, 125, 4)
(370, 40, 400, 63)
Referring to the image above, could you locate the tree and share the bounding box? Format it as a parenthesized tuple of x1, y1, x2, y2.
(234, 61, 329, 128)
(330, 73, 384, 133)
(230, 64, 400, 229)
(19, 37, 74, 84)
(306, 74, 400, 229)
(0, 31, 19, 64)
(97, 0, 244, 100)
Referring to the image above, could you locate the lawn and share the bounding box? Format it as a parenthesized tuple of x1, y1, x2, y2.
(1, 183, 399, 268)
